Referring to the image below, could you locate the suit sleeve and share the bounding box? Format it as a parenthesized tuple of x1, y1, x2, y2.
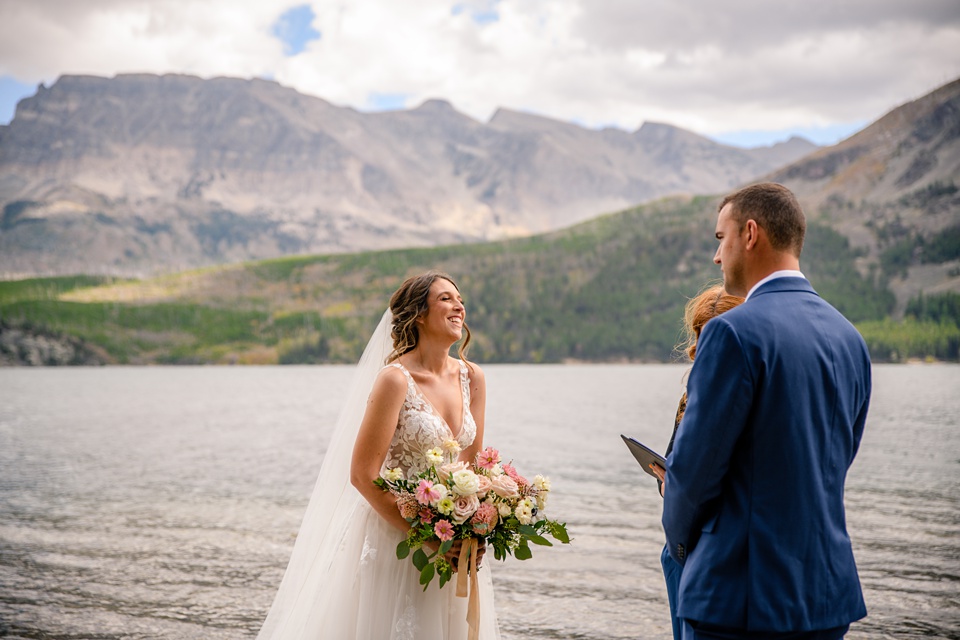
(662, 317, 755, 565)
(850, 354, 871, 462)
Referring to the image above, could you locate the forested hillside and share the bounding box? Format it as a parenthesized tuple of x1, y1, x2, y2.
(2, 195, 919, 365)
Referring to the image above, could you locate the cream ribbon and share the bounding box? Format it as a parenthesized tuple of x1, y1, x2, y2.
(455, 538, 480, 640)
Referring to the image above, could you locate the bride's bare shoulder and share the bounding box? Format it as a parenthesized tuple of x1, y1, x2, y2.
(372, 363, 407, 395)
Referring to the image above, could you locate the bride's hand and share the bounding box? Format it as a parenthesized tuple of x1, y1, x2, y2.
(425, 538, 486, 572)
(472, 538, 486, 569)
(424, 539, 462, 571)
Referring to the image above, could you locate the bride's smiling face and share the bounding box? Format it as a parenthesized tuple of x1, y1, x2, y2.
(419, 278, 465, 341)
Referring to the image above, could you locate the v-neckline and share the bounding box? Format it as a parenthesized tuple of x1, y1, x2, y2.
(398, 361, 465, 440)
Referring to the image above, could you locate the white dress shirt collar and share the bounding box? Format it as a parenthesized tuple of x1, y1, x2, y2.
(745, 270, 806, 301)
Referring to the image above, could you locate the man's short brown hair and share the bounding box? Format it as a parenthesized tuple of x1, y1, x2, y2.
(719, 183, 806, 257)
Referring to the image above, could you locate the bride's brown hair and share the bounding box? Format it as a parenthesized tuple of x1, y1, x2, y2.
(387, 270, 472, 363)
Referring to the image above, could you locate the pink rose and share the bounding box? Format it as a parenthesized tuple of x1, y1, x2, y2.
(470, 501, 498, 535)
(434, 519, 454, 542)
(451, 494, 480, 525)
(437, 461, 470, 483)
(476, 474, 492, 498)
(490, 474, 519, 499)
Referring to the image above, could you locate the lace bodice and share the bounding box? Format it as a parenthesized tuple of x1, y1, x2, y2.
(380, 360, 477, 479)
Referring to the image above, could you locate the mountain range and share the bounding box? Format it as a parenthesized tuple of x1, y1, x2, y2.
(0, 73, 815, 277)
(0, 76, 957, 365)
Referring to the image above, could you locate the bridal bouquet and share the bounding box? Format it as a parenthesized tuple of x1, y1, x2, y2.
(375, 442, 570, 590)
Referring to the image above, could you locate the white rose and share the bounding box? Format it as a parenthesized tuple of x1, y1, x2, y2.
(497, 501, 512, 517)
(451, 494, 481, 525)
(430, 482, 449, 505)
(452, 469, 481, 496)
(489, 463, 504, 477)
(515, 497, 535, 525)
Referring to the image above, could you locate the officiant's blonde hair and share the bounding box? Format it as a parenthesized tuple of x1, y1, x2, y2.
(387, 270, 472, 363)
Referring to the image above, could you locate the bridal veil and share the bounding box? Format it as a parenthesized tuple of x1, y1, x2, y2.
(257, 310, 394, 638)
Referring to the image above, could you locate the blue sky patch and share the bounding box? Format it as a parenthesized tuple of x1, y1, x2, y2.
(272, 5, 321, 57)
(710, 121, 868, 148)
(365, 92, 411, 111)
(451, 2, 500, 26)
(0, 76, 38, 125)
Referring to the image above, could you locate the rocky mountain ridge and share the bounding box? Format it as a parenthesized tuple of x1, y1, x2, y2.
(767, 78, 960, 310)
(0, 73, 815, 276)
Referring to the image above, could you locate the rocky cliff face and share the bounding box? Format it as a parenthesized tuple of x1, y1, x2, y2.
(770, 79, 960, 207)
(0, 73, 816, 277)
(768, 78, 960, 310)
(0, 321, 109, 366)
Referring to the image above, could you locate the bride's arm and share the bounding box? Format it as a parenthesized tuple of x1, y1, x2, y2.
(349, 366, 412, 534)
(459, 362, 486, 465)
(460, 362, 488, 567)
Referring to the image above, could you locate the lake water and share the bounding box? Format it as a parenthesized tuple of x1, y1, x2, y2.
(0, 364, 958, 639)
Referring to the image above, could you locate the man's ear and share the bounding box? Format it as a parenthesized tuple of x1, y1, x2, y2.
(744, 219, 760, 251)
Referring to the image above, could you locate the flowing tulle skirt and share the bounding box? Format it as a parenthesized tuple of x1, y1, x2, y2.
(291, 500, 500, 639)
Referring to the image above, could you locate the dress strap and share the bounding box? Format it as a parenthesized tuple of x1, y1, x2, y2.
(458, 359, 471, 405)
(387, 362, 414, 391)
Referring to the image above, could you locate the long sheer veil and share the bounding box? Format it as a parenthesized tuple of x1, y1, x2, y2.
(257, 309, 394, 638)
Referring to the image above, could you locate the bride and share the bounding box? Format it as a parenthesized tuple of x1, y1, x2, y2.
(257, 271, 501, 639)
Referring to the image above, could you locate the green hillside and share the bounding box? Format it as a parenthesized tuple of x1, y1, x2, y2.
(0, 195, 933, 364)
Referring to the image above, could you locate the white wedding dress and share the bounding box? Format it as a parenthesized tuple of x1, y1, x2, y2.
(258, 311, 500, 640)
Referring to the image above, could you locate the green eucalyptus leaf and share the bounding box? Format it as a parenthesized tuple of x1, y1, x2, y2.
(527, 533, 553, 546)
(396, 540, 410, 560)
(412, 548, 429, 571)
(420, 564, 435, 590)
(551, 522, 571, 544)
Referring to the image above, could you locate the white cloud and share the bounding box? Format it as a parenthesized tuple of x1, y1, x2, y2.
(0, 0, 293, 82)
(1, 0, 958, 143)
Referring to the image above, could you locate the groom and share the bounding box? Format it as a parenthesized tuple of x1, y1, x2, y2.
(662, 183, 871, 640)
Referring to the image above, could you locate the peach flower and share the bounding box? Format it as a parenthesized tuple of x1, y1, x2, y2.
(451, 494, 480, 525)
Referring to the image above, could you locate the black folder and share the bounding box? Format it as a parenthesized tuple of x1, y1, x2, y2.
(621, 434, 666, 479)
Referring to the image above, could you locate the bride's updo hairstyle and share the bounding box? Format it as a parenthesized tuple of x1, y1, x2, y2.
(386, 270, 472, 363)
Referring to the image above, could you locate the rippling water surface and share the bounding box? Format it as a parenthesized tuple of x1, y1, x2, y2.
(1, 364, 958, 639)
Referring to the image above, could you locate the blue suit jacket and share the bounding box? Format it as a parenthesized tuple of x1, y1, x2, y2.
(662, 277, 870, 632)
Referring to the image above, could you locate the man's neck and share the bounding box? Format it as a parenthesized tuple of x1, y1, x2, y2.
(745, 269, 806, 301)
(743, 253, 801, 296)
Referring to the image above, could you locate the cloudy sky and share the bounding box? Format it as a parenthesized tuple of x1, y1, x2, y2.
(1, 0, 958, 147)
